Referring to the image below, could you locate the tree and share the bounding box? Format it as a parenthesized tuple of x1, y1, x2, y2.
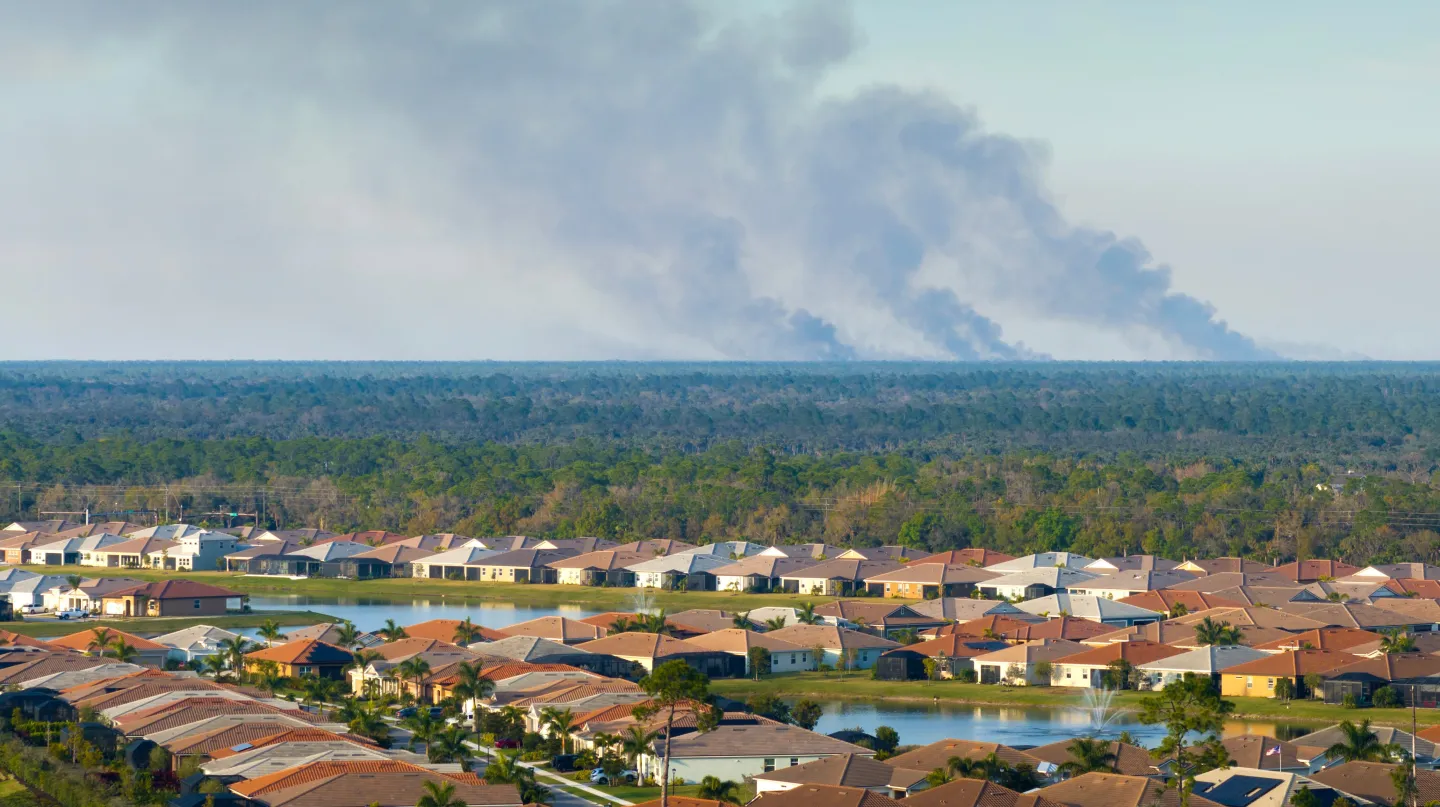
(1373, 686, 1401, 708)
(541, 707, 577, 754)
(257, 619, 286, 646)
(1193, 617, 1242, 647)
(350, 648, 383, 691)
(698, 776, 742, 805)
(452, 617, 483, 645)
(1324, 720, 1402, 763)
(202, 654, 229, 680)
(1033, 661, 1055, 685)
(1170, 603, 1190, 618)
(732, 611, 754, 630)
(1138, 674, 1234, 807)
(397, 656, 432, 703)
(636, 659, 713, 807)
(347, 704, 391, 745)
(450, 661, 495, 734)
(379, 618, 408, 643)
(65, 574, 83, 593)
(1105, 659, 1135, 690)
(874, 726, 900, 755)
(1273, 677, 1295, 702)
(111, 640, 138, 664)
(923, 658, 939, 681)
(1381, 630, 1418, 654)
(797, 602, 820, 625)
(251, 660, 284, 696)
(620, 725, 661, 766)
(333, 620, 361, 649)
(1057, 738, 1117, 776)
(926, 768, 954, 787)
(1304, 673, 1325, 699)
(791, 699, 823, 731)
(417, 780, 468, 807)
(747, 694, 790, 724)
(86, 627, 115, 657)
(482, 751, 550, 804)
(429, 725, 475, 771)
(747, 646, 772, 680)
(218, 636, 252, 679)
(404, 711, 441, 752)
(763, 616, 789, 631)
(1392, 760, 1418, 807)
(1291, 786, 1319, 807)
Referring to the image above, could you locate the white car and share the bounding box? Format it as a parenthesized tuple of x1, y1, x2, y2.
(17, 604, 44, 615)
(56, 609, 90, 620)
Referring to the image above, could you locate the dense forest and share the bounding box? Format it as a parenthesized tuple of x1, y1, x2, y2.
(2, 362, 1440, 566)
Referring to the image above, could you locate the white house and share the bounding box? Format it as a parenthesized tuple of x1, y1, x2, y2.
(152, 624, 245, 664)
(638, 722, 872, 784)
(971, 639, 1089, 686)
(1016, 594, 1163, 626)
(0, 574, 72, 608)
(1065, 570, 1197, 599)
(41, 577, 146, 613)
(1136, 645, 1271, 690)
(626, 553, 733, 590)
(674, 541, 770, 559)
(410, 544, 498, 580)
(762, 625, 899, 670)
(25, 533, 132, 565)
(978, 568, 1099, 601)
(128, 523, 207, 541)
(984, 552, 1096, 572)
(682, 629, 816, 674)
(146, 530, 242, 572)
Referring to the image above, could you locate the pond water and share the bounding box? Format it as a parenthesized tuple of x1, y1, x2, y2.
(248, 594, 603, 632)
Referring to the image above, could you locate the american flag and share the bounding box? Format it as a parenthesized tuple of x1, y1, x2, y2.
(1264, 744, 1282, 756)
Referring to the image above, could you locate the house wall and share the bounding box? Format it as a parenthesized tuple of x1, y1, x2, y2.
(1054, 663, 1109, 688)
(1221, 673, 1286, 699)
(816, 647, 883, 670)
(767, 649, 815, 673)
(976, 661, 1050, 685)
(153, 596, 230, 617)
(557, 568, 596, 585)
(641, 753, 839, 785)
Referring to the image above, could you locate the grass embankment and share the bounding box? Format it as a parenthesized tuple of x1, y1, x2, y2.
(5, 610, 336, 638)
(555, 780, 754, 804)
(709, 672, 1440, 728)
(0, 778, 39, 807)
(18, 566, 859, 610)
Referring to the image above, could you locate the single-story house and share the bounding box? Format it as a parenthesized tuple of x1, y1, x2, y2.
(862, 563, 998, 600)
(1028, 739, 1160, 777)
(763, 625, 901, 670)
(984, 553, 1096, 572)
(1016, 594, 1163, 627)
(1192, 768, 1355, 807)
(674, 540, 769, 559)
(978, 568, 1100, 601)
(573, 632, 744, 677)
(1051, 640, 1187, 689)
(127, 523, 205, 541)
(41, 577, 146, 613)
(1318, 653, 1440, 706)
(1309, 761, 1440, 804)
(1114, 590, 1247, 616)
(1134, 645, 1271, 690)
(270, 540, 376, 577)
(1345, 563, 1440, 582)
(0, 532, 49, 565)
(1273, 560, 1361, 583)
(547, 550, 646, 586)
(467, 548, 575, 584)
(711, 556, 821, 593)
(1063, 570, 1197, 599)
(813, 602, 948, 637)
(972, 639, 1089, 685)
(911, 549, 1016, 567)
(1220, 649, 1362, 699)
(335, 544, 431, 579)
(47, 628, 170, 667)
(638, 719, 872, 784)
(153, 625, 245, 664)
(753, 753, 928, 797)
(410, 543, 499, 580)
(876, 636, 1010, 681)
(907, 598, 1029, 623)
(498, 616, 608, 644)
(779, 559, 903, 597)
(25, 533, 132, 565)
(80, 537, 179, 569)
(758, 543, 842, 560)
(244, 639, 353, 679)
(99, 580, 242, 617)
(835, 546, 910, 562)
(1250, 627, 1383, 653)
(682, 629, 816, 674)
(1082, 555, 1180, 574)
(627, 553, 732, 590)
(0, 574, 72, 609)
(1212, 735, 1316, 774)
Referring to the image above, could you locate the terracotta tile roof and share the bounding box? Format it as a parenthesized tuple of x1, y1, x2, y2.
(888, 739, 1039, 772)
(47, 627, 168, 652)
(903, 779, 1067, 807)
(230, 762, 520, 806)
(1053, 640, 1187, 667)
(754, 753, 927, 790)
(1026, 740, 1158, 777)
(0, 629, 59, 648)
(1276, 601, 1425, 629)
(1272, 559, 1361, 582)
(498, 616, 608, 643)
(765, 625, 902, 651)
(972, 639, 1090, 664)
(1310, 761, 1440, 807)
(573, 632, 701, 658)
(631, 799, 729, 807)
(782, 559, 904, 582)
(402, 619, 507, 643)
(885, 636, 1009, 659)
(683, 628, 807, 654)
(118, 700, 303, 734)
(104, 579, 241, 599)
(911, 549, 1016, 566)
(1251, 628, 1383, 652)
(1038, 772, 1224, 807)
(231, 760, 466, 796)
(245, 638, 353, 665)
(206, 727, 376, 759)
(862, 563, 999, 585)
(1382, 579, 1440, 598)
(163, 721, 304, 755)
(1221, 648, 1360, 677)
(1327, 652, 1440, 681)
(934, 615, 1040, 639)
(1115, 591, 1246, 614)
(1169, 606, 1329, 631)
(577, 612, 638, 629)
(753, 785, 902, 807)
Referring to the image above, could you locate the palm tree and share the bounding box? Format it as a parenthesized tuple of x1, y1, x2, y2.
(218, 636, 253, 681)
(416, 780, 468, 807)
(925, 768, 954, 787)
(86, 628, 115, 658)
(452, 617, 483, 645)
(252, 660, 284, 696)
(797, 601, 820, 625)
(110, 640, 139, 664)
(202, 654, 229, 680)
(731, 612, 754, 630)
(610, 616, 634, 633)
(379, 618, 408, 643)
(541, 707, 577, 754)
(450, 662, 495, 733)
(639, 610, 673, 636)
(332, 620, 361, 649)
(428, 725, 475, 771)
(1325, 720, 1403, 763)
(763, 616, 789, 631)
(1057, 738, 1118, 776)
(482, 750, 553, 803)
(620, 724, 661, 766)
(1193, 616, 1242, 647)
(397, 656, 433, 703)
(348, 704, 391, 744)
(65, 574, 83, 596)
(698, 776, 742, 805)
(302, 676, 339, 707)
(403, 710, 441, 752)
(1380, 630, 1418, 654)
(257, 619, 286, 646)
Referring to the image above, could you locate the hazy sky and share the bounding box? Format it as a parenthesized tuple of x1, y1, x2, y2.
(2, 2, 1435, 361)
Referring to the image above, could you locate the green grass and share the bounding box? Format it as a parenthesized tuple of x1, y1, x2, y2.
(710, 672, 1440, 728)
(16, 565, 880, 610)
(0, 778, 39, 807)
(557, 781, 731, 804)
(4, 609, 336, 637)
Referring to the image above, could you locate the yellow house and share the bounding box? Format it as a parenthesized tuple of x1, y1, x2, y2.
(1220, 649, 1359, 699)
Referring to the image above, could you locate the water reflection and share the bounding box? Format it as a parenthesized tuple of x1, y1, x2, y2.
(248, 594, 601, 632)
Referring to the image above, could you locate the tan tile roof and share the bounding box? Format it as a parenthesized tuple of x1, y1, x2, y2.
(206, 727, 375, 759)
(911, 549, 1016, 566)
(862, 563, 999, 585)
(972, 639, 1089, 664)
(1310, 761, 1440, 806)
(1053, 640, 1187, 667)
(903, 779, 1067, 807)
(753, 785, 902, 807)
(665, 723, 871, 758)
(1221, 648, 1360, 676)
(1038, 772, 1223, 807)
(765, 625, 902, 651)
(1170, 606, 1329, 631)
(782, 559, 904, 582)
(1251, 628, 1383, 652)
(1219, 735, 1305, 769)
(573, 632, 696, 659)
(754, 753, 927, 789)
(230, 761, 521, 806)
(497, 616, 607, 643)
(888, 739, 1039, 772)
(709, 556, 824, 578)
(683, 629, 807, 654)
(1273, 559, 1361, 582)
(886, 636, 1009, 659)
(1114, 591, 1246, 614)
(1326, 652, 1440, 681)
(545, 550, 647, 571)
(1026, 740, 1158, 777)
(401, 619, 508, 643)
(47, 627, 168, 652)
(631, 799, 729, 807)
(245, 638, 353, 665)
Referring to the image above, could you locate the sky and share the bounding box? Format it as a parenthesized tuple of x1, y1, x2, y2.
(1, 1, 1435, 361)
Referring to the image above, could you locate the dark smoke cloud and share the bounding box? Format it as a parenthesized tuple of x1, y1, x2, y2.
(0, 1, 1273, 360)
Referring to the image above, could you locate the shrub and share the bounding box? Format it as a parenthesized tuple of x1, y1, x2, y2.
(1372, 686, 1400, 708)
(956, 669, 977, 684)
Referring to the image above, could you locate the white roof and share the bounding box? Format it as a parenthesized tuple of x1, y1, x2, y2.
(152, 624, 243, 651)
(1016, 593, 1161, 621)
(1136, 645, 1270, 673)
(0, 568, 39, 584)
(415, 545, 500, 566)
(0, 574, 73, 595)
(128, 523, 205, 540)
(287, 541, 375, 562)
(985, 552, 1096, 572)
(985, 567, 1099, 588)
(906, 598, 1029, 621)
(674, 541, 769, 559)
(625, 553, 735, 574)
(29, 533, 131, 554)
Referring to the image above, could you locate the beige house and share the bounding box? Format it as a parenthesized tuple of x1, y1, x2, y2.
(971, 639, 1088, 685)
(763, 625, 900, 670)
(682, 629, 816, 674)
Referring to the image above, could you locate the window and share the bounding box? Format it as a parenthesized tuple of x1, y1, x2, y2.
(764, 759, 776, 773)
(193, 599, 202, 609)
(790, 758, 799, 767)
(1246, 677, 1254, 687)
(1267, 678, 1275, 689)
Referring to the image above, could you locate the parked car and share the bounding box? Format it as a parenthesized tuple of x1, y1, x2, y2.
(590, 769, 637, 785)
(56, 609, 90, 620)
(494, 738, 520, 750)
(17, 604, 43, 615)
(552, 754, 578, 772)
(426, 706, 445, 719)
(395, 706, 417, 719)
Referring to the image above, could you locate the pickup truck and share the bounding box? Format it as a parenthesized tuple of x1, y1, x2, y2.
(56, 609, 91, 620)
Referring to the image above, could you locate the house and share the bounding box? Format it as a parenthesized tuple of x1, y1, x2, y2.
(1276, 601, 1430, 632)
(334, 544, 431, 579)
(902, 779, 1066, 807)
(497, 616, 608, 644)
(145, 530, 241, 571)
(0, 532, 50, 565)
(573, 632, 744, 677)
(99, 580, 242, 617)
(47, 628, 171, 666)
(403, 618, 507, 644)
(1319, 653, 1440, 706)
(284, 622, 384, 649)
(1191, 768, 1352, 807)
(1064, 570, 1197, 599)
(1273, 560, 1361, 583)
(763, 625, 901, 670)
(780, 560, 901, 597)
(3, 519, 74, 533)
(984, 553, 1095, 572)
(1016, 595, 1162, 627)
(1051, 640, 1187, 689)
(1040, 772, 1223, 807)
(409, 544, 499, 580)
(127, 523, 206, 540)
(759, 543, 842, 560)
(271, 540, 376, 577)
(862, 563, 998, 599)
(751, 785, 900, 807)
(907, 598, 1029, 622)
(753, 754, 928, 797)
(813, 601, 948, 637)
(220, 541, 300, 573)
(1134, 645, 1271, 690)
(637, 720, 873, 784)
(1176, 557, 1273, 576)
(674, 540, 769, 559)
(1027, 740, 1160, 777)
(665, 609, 746, 635)
(613, 539, 696, 556)
(40, 576, 145, 613)
(152, 625, 245, 664)
(468, 548, 576, 583)
(887, 739, 1041, 774)
(77, 536, 177, 568)
(25, 533, 131, 565)
(1170, 606, 1330, 632)
(199, 728, 410, 779)
(1213, 735, 1314, 774)
(971, 639, 1089, 685)
(711, 556, 821, 593)
(912, 549, 1016, 567)
(1293, 724, 1438, 765)
(0, 574, 72, 609)
(1087, 621, 1219, 649)
(226, 760, 522, 807)
(1220, 649, 1361, 699)
(244, 639, 353, 680)
(978, 568, 1099, 601)
(1082, 555, 1180, 573)
(1345, 563, 1440, 582)
(835, 546, 910, 562)
(875, 636, 1009, 681)
(1310, 761, 1440, 806)
(546, 550, 645, 586)
(1115, 591, 1247, 616)
(626, 553, 732, 590)
(1250, 628, 1382, 653)
(683, 629, 816, 674)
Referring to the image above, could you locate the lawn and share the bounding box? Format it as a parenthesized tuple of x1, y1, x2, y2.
(15, 565, 875, 611)
(0, 778, 39, 807)
(4, 609, 336, 637)
(557, 780, 754, 805)
(709, 671, 1440, 727)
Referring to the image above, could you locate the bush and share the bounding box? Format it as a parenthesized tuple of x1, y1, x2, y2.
(1372, 686, 1400, 708)
(956, 669, 977, 684)
(1341, 693, 1358, 709)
